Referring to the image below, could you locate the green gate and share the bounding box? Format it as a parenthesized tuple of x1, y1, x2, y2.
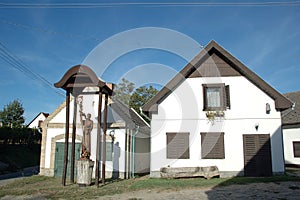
(54, 142, 81, 178)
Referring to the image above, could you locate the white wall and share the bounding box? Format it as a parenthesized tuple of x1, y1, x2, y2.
(51, 97, 123, 124)
(28, 113, 47, 128)
(150, 76, 284, 176)
(283, 127, 300, 165)
(43, 95, 128, 177)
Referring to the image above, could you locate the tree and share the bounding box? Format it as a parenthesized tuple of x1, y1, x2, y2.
(129, 85, 158, 116)
(113, 78, 135, 105)
(0, 100, 25, 128)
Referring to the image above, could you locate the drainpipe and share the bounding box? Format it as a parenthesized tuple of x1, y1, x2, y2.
(131, 125, 139, 178)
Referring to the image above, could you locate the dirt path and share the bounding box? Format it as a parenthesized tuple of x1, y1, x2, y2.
(100, 181, 300, 200)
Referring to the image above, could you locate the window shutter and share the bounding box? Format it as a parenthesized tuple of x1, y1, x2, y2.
(106, 142, 113, 161)
(100, 142, 113, 161)
(201, 132, 225, 159)
(167, 132, 190, 159)
(202, 85, 208, 110)
(225, 85, 231, 109)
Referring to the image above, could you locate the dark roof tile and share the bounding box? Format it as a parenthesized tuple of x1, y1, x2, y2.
(282, 91, 300, 125)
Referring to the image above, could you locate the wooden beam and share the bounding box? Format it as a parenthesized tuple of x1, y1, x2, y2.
(102, 93, 108, 184)
(70, 95, 77, 184)
(62, 90, 70, 186)
(95, 90, 102, 187)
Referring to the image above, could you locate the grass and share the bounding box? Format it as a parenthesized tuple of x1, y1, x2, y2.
(0, 175, 300, 199)
(0, 176, 135, 199)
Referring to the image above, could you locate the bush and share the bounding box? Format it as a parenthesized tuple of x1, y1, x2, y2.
(0, 127, 40, 145)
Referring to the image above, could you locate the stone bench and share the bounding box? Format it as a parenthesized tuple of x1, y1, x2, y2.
(160, 166, 219, 179)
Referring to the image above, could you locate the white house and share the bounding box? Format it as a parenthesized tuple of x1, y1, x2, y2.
(142, 40, 293, 178)
(27, 112, 49, 129)
(282, 91, 300, 167)
(39, 95, 150, 179)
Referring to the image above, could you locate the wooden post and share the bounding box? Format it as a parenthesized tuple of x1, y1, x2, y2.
(102, 93, 108, 184)
(95, 90, 102, 186)
(62, 90, 70, 186)
(70, 95, 77, 183)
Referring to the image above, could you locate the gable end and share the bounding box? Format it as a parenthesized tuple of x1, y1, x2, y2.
(142, 40, 293, 113)
(189, 49, 242, 78)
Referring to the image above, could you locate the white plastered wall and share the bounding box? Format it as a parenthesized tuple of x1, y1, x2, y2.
(42, 96, 127, 177)
(150, 76, 284, 176)
(283, 127, 300, 165)
(28, 113, 47, 128)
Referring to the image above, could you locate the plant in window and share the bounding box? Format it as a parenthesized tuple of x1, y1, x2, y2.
(205, 110, 225, 123)
(202, 84, 231, 111)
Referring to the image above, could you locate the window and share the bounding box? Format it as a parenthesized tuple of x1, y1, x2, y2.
(293, 142, 300, 158)
(201, 132, 225, 159)
(166, 132, 190, 159)
(38, 120, 43, 128)
(100, 142, 113, 161)
(202, 84, 230, 111)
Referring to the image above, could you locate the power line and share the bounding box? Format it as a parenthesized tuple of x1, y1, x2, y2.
(0, 19, 101, 42)
(0, 1, 300, 8)
(0, 42, 65, 97)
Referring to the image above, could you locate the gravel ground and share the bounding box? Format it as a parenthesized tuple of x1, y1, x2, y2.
(1, 181, 300, 200)
(1, 168, 300, 200)
(101, 181, 300, 200)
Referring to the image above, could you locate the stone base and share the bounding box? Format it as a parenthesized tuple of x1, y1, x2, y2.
(77, 159, 94, 186)
(160, 166, 220, 179)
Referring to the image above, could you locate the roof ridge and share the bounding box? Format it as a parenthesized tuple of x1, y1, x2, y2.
(142, 40, 293, 113)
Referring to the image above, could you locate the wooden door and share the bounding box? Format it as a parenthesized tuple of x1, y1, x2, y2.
(243, 134, 272, 177)
(54, 142, 81, 177)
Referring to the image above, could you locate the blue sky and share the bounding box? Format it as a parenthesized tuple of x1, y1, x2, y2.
(0, 1, 299, 123)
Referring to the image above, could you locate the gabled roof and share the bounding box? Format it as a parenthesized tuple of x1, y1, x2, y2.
(282, 91, 300, 126)
(43, 96, 150, 135)
(110, 98, 150, 136)
(27, 112, 49, 127)
(142, 40, 293, 113)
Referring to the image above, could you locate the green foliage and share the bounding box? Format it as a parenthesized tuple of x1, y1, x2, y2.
(0, 127, 41, 145)
(113, 78, 135, 105)
(0, 144, 41, 170)
(113, 79, 158, 121)
(129, 85, 158, 115)
(0, 99, 25, 128)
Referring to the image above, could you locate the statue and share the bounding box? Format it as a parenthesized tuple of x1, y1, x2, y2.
(81, 113, 93, 159)
(77, 96, 94, 160)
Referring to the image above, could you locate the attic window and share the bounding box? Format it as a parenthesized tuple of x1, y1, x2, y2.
(203, 84, 230, 111)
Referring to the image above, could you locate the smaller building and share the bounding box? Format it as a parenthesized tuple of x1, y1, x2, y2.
(27, 112, 49, 129)
(282, 91, 300, 167)
(39, 96, 150, 179)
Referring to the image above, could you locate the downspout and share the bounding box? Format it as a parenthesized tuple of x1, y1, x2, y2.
(131, 125, 139, 178)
